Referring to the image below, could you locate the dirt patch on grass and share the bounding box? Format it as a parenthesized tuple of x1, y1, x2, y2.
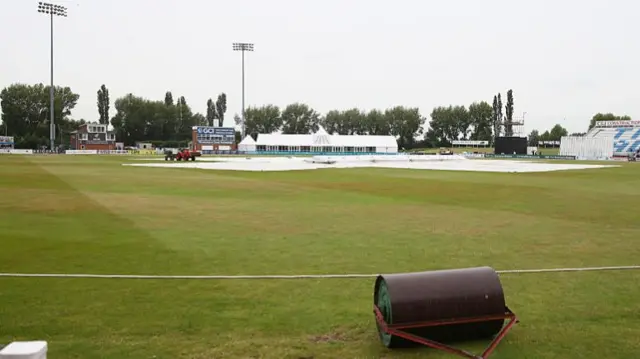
(309, 332, 348, 343)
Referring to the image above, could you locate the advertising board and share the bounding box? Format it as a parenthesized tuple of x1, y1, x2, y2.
(0, 136, 14, 144)
(66, 150, 98, 155)
(86, 133, 108, 144)
(595, 120, 640, 127)
(484, 154, 576, 160)
(452, 140, 489, 146)
(0, 149, 32, 154)
(194, 127, 235, 145)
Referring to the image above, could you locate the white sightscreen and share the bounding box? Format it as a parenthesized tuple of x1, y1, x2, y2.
(560, 136, 613, 160)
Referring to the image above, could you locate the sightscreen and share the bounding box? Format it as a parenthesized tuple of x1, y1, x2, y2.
(494, 137, 527, 155)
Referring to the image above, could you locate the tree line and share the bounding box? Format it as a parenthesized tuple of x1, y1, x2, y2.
(0, 82, 633, 149)
(239, 104, 423, 149)
(0, 83, 81, 148)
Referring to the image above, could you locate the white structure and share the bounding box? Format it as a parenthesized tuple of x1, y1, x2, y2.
(248, 126, 398, 154)
(560, 136, 613, 160)
(238, 135, 257, 152)
(0, 341, 47, 359)
(451, 140, 489, 148)
(587, 120, 640, 156)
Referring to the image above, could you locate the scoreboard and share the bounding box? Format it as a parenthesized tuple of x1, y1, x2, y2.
(194, 127, 235, 145)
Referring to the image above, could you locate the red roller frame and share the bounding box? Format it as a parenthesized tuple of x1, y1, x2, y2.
(374, 305, 518, 359)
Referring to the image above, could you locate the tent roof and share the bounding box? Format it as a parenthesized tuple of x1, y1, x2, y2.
(239, 135, 256, 145)
(315, 125, 328, 136)
(254, 128, 397, 147)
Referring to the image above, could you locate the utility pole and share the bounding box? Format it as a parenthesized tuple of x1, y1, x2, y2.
(37, 2, 67, 150)
(232, 43, 254, 138)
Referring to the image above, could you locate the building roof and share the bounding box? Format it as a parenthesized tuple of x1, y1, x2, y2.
(255, 126, 398, 148)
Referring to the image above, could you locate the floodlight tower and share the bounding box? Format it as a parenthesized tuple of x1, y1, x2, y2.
(37, 2, 67, 150)
(232, 42, 254, 137)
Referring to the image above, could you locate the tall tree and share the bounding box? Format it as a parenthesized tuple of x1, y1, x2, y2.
(497, 93, 503, 136)
(451, 105, 471, 139)
(321, 110, 344, 135)
(468, 101, 493, 141)
(504, 89, 514, 136)
(548, 124, 568, 141)
(243, 105, 283, 137)
(539, 130, 550, 142)
(206, 98, 216, 126)
(215, 93, 227, 127)
(281, 103, 321, 134)
(0, 83, 80, 148)
(491, 95, 500, 138)
(175, 96, 195, 138)
(385, 106, 424, 149)
(193, 113, 207, 126)
(527, 129, 539, 146)
(97, 84, 110, 125)
(110, 93, 194, 145)
(344, 108, 367, 135)
(364, 109, 391, 135)
(428, 106, 460, 146)
(164, 91, 174, 106)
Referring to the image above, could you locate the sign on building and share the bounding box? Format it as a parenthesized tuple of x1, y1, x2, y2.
(0, 136, 14, 144)
(595, 120, 640, 127)
(87, 133, 108, 144)
(195, 127, 235, 144)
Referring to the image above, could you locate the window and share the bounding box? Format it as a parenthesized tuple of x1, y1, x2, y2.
(80, 133, 88, 140)
(88, 125, 105, 133)
(256, 145, 266, 152)
(107, 133, 115, 141)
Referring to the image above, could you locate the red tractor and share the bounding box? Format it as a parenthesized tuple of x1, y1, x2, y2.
(165, 149, 201, 161)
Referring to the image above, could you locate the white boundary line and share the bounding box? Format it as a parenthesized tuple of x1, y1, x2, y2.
(0, 265, 639, 280)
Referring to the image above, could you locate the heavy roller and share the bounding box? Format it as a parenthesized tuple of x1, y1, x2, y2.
(373, 266, 518, 358)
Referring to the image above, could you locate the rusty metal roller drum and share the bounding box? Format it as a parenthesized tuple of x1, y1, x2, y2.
(374, 266, 509, 349)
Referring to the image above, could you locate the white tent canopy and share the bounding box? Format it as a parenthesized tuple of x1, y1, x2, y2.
(251, 126, 398, 154)
(238, 135, 257, 152)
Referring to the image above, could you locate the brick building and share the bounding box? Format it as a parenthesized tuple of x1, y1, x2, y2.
(69, 123, 117, 150)
(191, 126, 237, 151)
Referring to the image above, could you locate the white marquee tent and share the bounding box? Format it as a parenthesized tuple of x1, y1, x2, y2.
(238, 126, 398, 154)
(238, 135, 256, 152)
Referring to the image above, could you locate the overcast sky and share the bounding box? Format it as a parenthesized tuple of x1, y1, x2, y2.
(1, 0, 638, 134)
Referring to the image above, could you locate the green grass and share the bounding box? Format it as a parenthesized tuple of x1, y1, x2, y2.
(1, 155, 639, 359)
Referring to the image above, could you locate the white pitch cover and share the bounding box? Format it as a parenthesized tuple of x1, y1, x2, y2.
(0, 341, 47, 359)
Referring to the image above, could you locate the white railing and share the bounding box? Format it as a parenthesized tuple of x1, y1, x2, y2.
(65, 150, 98, 155)
(0, 149, 33, 154)
(65, 150, 133, 155)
